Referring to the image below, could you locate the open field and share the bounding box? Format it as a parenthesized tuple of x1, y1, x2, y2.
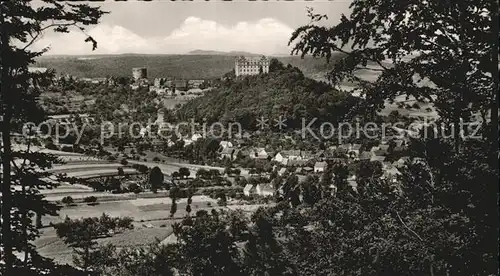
(35, 221, 176, 265)
(35, 195, 223, 265)
(41, 195, 218, 225)
(35, 195, 266, 266)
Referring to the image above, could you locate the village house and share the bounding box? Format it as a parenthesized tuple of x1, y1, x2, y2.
(338, 144, 351, 151)
(219, 141, 233, 149)
(334, 146, 349, 157)
(219, 147, 236, 160)
(378, 144, 390, 155)
(359, 151, 372, 161)
(330, 157, 348, 164)
(394, 156, 410, 168)
(273, 150, 301, 165)
(287, 159, 309, 167)
(381, 166, 402, 183)
(243, 184, 256, 196)
(314, 150, 326, 160)
(182, 133, 202, 147)
(278, 167, 288, 176)
(248, 147, 269, 159)
(188, 79, 205, 89)
(370, 155, 386, 162)
(256, 183, 275, 197)
(234, 139, 247, 147)
(314, 161, 328, 173)
(348, 179, 358, 192)
(348, 143, 362, 158)
(382, 161, 393, 170)
(303, 166, 314, 173)
(300, 151, 315, 161)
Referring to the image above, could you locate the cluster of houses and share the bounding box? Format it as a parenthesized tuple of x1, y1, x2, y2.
(149, 78, 208, 96)
(221, 137, 412, 198)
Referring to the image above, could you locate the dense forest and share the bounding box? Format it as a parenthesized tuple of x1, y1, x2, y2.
(34, 53, 343, 80)
(178, 59, 359, 129)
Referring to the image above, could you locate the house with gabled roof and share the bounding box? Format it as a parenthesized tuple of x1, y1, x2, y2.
(370, 155, 386, 162)
(249, 147, 269, 160)
(381, 166, 402, 183)
(287, 159, 309, 167)
(348, 179, 358, 192)
(359, 151, 372, 161)
(300, 150, 315, 161)
(314, 161, 328, 173)
(243, 184, 256, 196)
(278, 167, 288, 176)
(303, 166, 314, 173)
(256, 183, 275, 197)
(347, 143, 361, 158)
(219, 141, 233, 149)
(314, 150, 326, 160)
(393, 139, 405, 148)
(378, 144, 390, 154)
(273, 150, 301, 165)
(219, 147, 236, 160)
(394, 156, 410, 168)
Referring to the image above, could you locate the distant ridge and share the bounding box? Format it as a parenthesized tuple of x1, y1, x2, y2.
(188, 49, 262, 56)
(35, 52, 345, 80)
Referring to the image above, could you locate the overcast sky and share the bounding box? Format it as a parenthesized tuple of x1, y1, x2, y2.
(33, 1, 353, 55)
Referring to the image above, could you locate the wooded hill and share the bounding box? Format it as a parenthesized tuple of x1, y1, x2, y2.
(34, 53, 344, 80)
(177, 60, 359, 129)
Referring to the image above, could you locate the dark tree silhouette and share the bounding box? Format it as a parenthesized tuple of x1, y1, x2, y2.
(0, 1, 106, 274)
(149, 166, 164, 193)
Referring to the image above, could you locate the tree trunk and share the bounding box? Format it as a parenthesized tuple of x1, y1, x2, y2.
(490, 0, 499, 161)
(36, 212, 42, 229)
(1, 8, 14, 271)
(1, 112, 13, 272)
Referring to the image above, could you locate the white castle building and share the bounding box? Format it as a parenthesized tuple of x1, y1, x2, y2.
(235, 56, 270, 77)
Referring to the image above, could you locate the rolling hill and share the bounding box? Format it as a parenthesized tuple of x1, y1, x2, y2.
(34, 53, 344, 80)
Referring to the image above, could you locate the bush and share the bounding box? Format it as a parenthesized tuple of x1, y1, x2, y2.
(84, 196, 98, 204)
(128, 183, 142, 194)
(61, 196, 74, 206)
(117, 216, 134, 230)
(152, 156, 160, 162)
(61, 146, 73, 152)
(120, 158, 128, 165)
(45, 141, 59, 150)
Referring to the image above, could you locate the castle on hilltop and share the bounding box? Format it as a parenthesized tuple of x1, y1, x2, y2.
(235, 56, 270, 77)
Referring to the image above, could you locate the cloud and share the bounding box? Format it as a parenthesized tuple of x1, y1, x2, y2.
(31, 17, 294, 55)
